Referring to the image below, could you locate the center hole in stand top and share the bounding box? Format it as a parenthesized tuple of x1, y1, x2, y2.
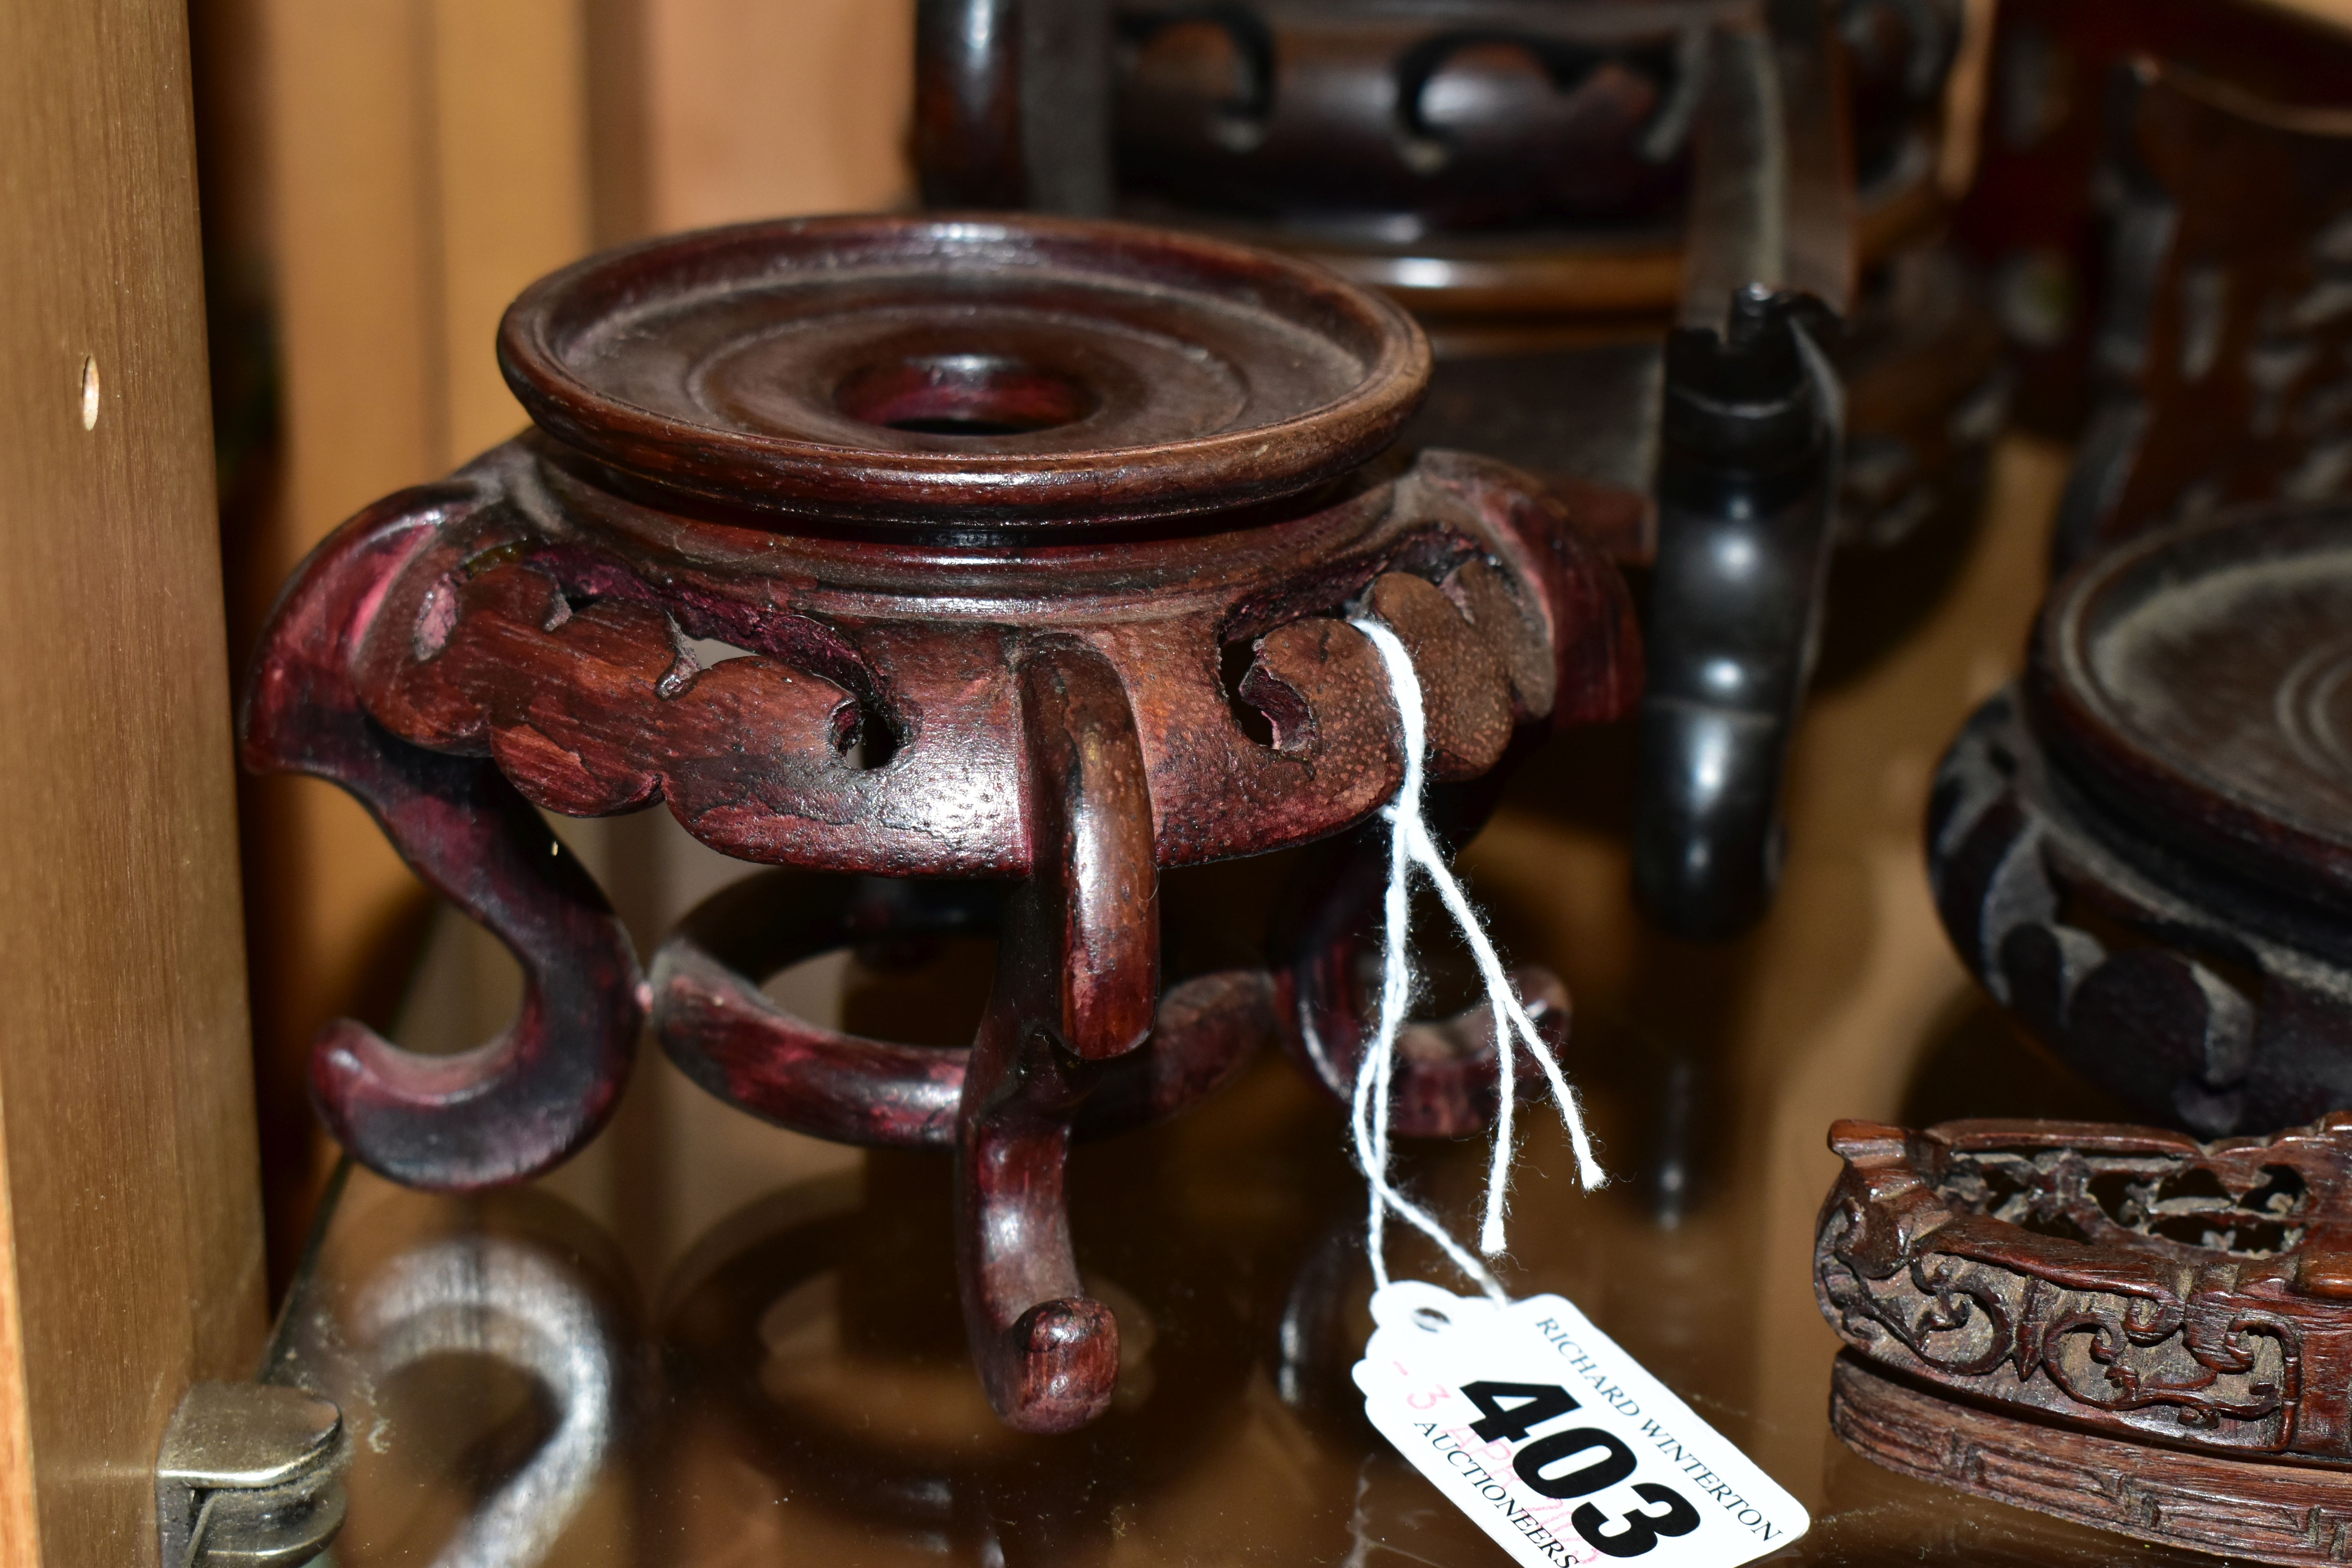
(833, 352, 1101, 437)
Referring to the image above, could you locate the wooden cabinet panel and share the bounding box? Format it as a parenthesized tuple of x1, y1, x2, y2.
(0, 2, 270, 1564)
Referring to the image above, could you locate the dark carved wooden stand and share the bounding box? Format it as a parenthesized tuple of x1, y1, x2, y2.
(241, 213, 1637, 1432)
(914, 0, 2004, 942)
(1929, 505, 2352, 1139)
(2054, 62, 2352, 570)
(1927, 55, 2352, 1143)
(1952, 2, 2352, 439)
(1817, 1115, 2352, 1564)
(1877, 56, 2352, 1553)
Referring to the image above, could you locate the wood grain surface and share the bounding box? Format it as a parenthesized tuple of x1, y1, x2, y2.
(1832, 1352, 2352, 1564)
(0, 1, 269, 1564)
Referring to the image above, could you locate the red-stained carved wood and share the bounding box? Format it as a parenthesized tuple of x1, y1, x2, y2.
(240, 484, 647, 1191)
(651, 869, 1272, 1148)
(1267, 810, 1570, 1139)
(345, 442, 1622, 879)
(949, 641, 1155, 1431)
(1816, 1115, 2352, 1563)
(921, 1, 2011, 949)
(243, 212, 1639, 1429)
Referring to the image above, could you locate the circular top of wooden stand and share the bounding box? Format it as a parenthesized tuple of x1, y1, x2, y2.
(2034, 503, 2352, 917)
(499, 213, 1428, 528)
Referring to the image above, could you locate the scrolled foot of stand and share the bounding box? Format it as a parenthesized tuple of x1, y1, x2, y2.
(954, 640, 1155, 1432)
(1831, 1353, 2352, 1566)
(1270, 825, 1572, 1140)
(241, 485, 645, 1192)
(956, 1003, 1125, 1433)
(993, 1298, 1122, 1434)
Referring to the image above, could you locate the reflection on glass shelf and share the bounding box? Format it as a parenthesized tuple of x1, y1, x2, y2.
(253, 437, 2198, 1566)
(356, 1234, 618, 1566)
(270, 1048, 2226, 1568)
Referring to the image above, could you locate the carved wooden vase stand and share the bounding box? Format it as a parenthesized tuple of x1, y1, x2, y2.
(242, 214, 1637, 1432)
(1818, 1115, 2352, 1563)
(923, 0, 2002, 942)
(1930, 502, 2352, 1138)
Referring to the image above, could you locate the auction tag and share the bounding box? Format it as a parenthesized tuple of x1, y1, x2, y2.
(1352, 1281, 1808, 1568)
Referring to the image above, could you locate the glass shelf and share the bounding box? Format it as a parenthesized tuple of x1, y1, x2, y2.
(256, 439, 2254, 1566)
(263, 1044, 2242, 1568)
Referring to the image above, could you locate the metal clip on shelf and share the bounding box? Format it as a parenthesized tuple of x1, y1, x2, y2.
(156, 1381, 348, 1568)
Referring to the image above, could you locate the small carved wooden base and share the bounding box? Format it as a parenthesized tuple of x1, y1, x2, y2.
(1833, 1354, 2352, 1565)
(244, 212, 1639, 1434)
(1817, 1115, 2352, 1563)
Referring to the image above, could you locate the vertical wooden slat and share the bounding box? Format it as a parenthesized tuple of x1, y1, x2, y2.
(0, 0, 271, 1563)
(249, 0, 448, 1215)
(427, 0, 595, 458)
(585, 0, 655, 245)
(265, 0, 445, 538)
(644, 0, 915, 230)
(250, 0, 595, 1018)
(234, 0, 597, 1275)
(0, 1121, 32, 1566)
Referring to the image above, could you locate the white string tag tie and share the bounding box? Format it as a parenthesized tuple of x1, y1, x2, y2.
(1343, 617, 1809, 1568)
(1344, 616, 1602, 1300)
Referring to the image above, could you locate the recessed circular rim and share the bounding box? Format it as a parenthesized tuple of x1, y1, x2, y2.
(498, 212, 1430, 528)
(2034, 503, 2352, 916)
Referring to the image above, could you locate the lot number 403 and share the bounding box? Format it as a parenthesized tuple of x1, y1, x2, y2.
(1460, 1381, 1702, 1559)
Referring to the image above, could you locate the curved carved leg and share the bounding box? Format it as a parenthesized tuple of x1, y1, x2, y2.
(648, 867, 1269, 1147)
(653, 873, 997, 1145)
(241, 489, 645, 1190)
(1269, 824, 1570, 1139)
(1636, 288, 1838, 940)
(957, 638, 1157, 1432)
